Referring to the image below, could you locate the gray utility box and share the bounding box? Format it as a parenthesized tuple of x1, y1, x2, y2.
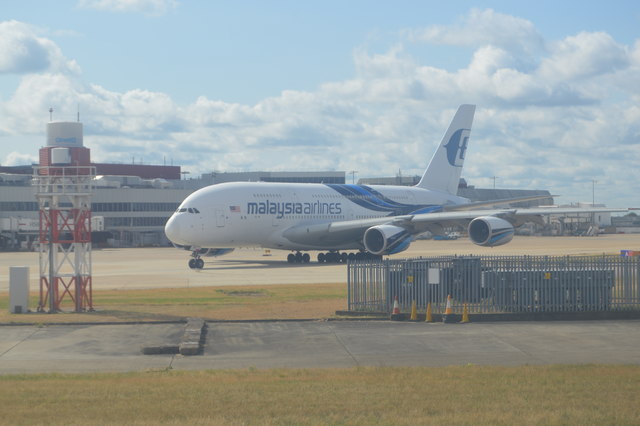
(9, 266, 29, 314)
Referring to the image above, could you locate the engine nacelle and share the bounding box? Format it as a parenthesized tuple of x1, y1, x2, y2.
(468, 216, 514, 247)
(363, 224, 413, 255)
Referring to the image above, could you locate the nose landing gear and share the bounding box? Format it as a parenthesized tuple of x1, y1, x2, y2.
(188, 251, 205, 269)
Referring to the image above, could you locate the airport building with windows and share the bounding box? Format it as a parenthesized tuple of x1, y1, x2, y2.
(0, 165, 629, 251)
(0, 166, 347, 250)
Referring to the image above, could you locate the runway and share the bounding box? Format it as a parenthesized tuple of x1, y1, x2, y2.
(1, 320, 639, 374)
(1, 234, 637, 291)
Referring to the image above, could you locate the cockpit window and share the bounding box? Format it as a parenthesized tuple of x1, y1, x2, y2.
(177, 207, 200, 214)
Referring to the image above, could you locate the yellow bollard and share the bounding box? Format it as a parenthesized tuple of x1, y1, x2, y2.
(460, 303, 470, 323)
(410, 300, 417, 321)
(425, 302, 433, 322)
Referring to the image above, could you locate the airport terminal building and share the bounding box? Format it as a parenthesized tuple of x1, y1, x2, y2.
(0, 166, 348, 250)
(0, 164, 629, 251)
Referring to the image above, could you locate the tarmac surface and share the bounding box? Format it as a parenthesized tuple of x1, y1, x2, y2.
(1, 320, 639, 374)
(1, 234, 639, 374)
(1, 234, 638, 291)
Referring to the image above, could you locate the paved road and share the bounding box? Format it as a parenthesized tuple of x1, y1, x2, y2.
(1, 320, 639, 374)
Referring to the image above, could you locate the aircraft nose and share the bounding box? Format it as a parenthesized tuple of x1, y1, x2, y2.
(164, 215, 182, 244)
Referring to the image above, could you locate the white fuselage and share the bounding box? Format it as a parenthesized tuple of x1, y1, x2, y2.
(164, 181, 468, 251)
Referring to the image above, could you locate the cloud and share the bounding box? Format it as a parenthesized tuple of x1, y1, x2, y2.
(2, 151, 37, 167)
(77, 0, 179, 16)
(0, 21, 79, 75)
(409, 8, 545, 57)
(1, 10, 638, 208)
(539, 32, 629, 82)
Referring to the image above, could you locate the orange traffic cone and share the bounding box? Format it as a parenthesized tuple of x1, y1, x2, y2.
(410, 300, 417, 321)
(442, 294, 455, 323)
(390, 296, 401, 320)
(425, 302, 433, 322)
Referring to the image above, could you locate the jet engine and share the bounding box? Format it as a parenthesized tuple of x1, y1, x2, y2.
(468, 216, 514, 247)
(363, 224, 412, 255)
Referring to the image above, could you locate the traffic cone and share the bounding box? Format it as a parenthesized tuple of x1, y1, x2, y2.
(390, 296, 401, 320)
(425, 302, 433, 323)
(410, 300, 417, 321)
(442, 294, 455, 323)
(460, 303, 470, 323)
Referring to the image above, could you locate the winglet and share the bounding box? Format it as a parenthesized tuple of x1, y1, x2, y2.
(416, 104, 475, 194)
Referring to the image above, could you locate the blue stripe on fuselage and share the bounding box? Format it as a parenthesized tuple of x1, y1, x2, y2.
(326, 184, 442, 216)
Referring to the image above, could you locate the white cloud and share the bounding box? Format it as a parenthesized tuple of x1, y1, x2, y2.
(538, 32, 629, 82)
(409, 8, 544, 57)
(1, 10, 638, 208)
(0, 21, 79, 75)
(2, 151, 37, 167)
(77, 0, 179, 16)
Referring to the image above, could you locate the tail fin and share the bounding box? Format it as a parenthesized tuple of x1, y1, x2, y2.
(416, 104, 475, 194)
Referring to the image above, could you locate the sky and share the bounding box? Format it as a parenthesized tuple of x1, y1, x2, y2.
(1, 0, 639, 208)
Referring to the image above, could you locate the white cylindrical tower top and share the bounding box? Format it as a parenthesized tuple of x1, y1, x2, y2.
(46, 122, 83, 147)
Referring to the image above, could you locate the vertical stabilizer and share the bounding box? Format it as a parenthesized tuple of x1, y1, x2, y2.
(416, 104, 475, 194)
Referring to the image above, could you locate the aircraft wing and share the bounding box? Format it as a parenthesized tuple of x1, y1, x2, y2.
(442, 194, 555, 211)
(407, 207, 628, 233)
(282, 207, 629, 248)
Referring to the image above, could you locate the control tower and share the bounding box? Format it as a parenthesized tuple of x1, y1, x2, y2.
(34, 120, 96, 312)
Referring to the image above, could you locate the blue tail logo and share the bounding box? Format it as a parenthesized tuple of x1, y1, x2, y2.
(444, 129, 470, 167)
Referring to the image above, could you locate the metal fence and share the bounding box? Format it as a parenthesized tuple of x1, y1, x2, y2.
(347, 255, 640, 314)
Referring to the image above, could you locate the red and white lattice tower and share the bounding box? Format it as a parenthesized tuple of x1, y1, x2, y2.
(34, 120, 95, 312)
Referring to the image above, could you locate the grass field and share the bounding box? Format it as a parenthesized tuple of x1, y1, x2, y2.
(2, 263, 639, 424)
(0, 283, 347, 323)
(1, 365, 638, 425)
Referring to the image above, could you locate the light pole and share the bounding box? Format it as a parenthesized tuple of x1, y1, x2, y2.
(349, 170, 358, 184)
(492, 176, 499, 189)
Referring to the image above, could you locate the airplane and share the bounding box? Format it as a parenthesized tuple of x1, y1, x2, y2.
(165, 104, 627, 269)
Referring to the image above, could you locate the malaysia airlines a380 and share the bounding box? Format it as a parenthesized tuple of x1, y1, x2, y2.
(165, 105, 626, 269)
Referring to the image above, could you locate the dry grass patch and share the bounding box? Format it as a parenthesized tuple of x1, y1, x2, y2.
(0, 365, 638, 425)
(0, 283, 347, 323)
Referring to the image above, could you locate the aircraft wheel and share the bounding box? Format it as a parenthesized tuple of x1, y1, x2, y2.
(317, 253, 325, 263)
(302, 253, 310, 263)
(196, 258, 204, 269)
(188, 259, 197, 269)
(340, 253, 348, 263)
(287, 253, 296, 263)
(348, 253, 356, 262)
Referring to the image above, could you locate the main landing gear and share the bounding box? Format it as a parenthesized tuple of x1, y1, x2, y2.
(287, 252, 311, 264)
(188, 251, 205, 269)
(317, 251, 382, 264)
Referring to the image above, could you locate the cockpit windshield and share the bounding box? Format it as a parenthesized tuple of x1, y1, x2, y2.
(176, 207, 200, 214)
